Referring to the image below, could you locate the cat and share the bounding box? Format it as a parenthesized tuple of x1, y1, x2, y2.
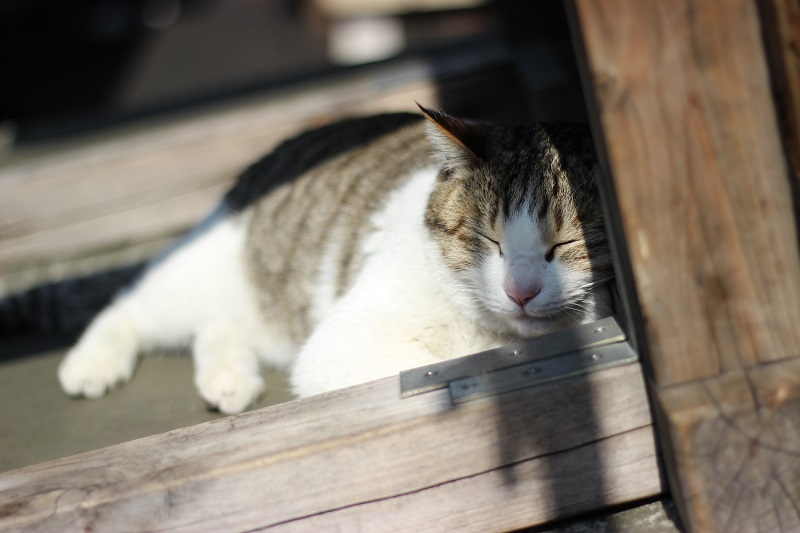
(58, 105, 614, 414)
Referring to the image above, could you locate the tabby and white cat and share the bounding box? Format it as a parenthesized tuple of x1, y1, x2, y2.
(58, 106, 613, 414)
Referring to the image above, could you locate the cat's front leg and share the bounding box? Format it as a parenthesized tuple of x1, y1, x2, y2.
(192, 324, 264, 414)
(58, 303, 140, 398)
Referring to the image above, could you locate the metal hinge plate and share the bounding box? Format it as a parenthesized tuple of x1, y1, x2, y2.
(449, 341, 638, 403)
(399, 315, 637, 402)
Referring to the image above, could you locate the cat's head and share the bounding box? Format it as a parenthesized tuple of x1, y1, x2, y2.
(420, 106, 614, 338)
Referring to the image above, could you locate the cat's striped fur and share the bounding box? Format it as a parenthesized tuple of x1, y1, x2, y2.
(245, 115, 430, 343)
(58, 107, 613, 414)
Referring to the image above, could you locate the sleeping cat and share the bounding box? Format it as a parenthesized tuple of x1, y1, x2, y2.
(58, 106, 614, 414)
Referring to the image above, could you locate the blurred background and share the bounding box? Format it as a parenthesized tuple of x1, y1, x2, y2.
(1, 0, 586, 144)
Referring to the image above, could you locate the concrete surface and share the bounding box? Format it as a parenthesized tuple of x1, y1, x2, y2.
(0, 340, 293, 472)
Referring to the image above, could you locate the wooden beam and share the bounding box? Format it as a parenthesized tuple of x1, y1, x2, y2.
(569, 0, 800, 531)
(570, 0, 800, 386)
(0, 363, 660, 532)
(655, 356, 800, 532)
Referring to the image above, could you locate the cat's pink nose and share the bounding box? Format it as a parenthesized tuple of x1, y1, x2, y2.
(505, 285, 541, 308)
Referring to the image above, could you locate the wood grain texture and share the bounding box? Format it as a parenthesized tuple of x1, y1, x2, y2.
(571, 0, 800, 386)
(0, 363, 661, 532)
(656, 356, 800, 533)
(570, 1, 800, 531)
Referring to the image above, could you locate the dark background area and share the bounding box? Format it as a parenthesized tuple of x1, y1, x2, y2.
(0, 0, 586, 144)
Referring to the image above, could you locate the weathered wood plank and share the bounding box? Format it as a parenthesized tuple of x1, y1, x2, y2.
(0, 363, 660, 532)
(571, 0, 800, 386)
(270, 426, 657, 532)
(0, 62, 444, 293)
(655, 356, 800, 533)
(569, 0, 800, 531)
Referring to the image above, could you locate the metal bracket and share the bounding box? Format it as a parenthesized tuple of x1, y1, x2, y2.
(449, 341, 638, 403)
(399, 315, 638, 403)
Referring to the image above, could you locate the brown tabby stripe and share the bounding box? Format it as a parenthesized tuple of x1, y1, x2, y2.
(245, 121, 430, 342)
(337, 132, 427, 293)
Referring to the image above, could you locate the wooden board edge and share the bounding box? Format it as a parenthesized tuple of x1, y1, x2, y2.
(0, 363, 660, 532)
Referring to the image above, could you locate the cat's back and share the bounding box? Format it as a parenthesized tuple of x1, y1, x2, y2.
(224, 113, 425, 211)
(241, 113, 434, 340)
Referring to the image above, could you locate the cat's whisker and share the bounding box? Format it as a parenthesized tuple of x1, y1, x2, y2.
(578, 276, 615, 291)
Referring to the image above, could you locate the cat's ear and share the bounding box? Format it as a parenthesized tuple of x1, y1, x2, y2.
(417, 104, 487, 173)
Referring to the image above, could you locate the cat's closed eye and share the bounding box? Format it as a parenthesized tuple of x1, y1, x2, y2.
(477, 231, 503, 257)
(545, 240, 579, 262)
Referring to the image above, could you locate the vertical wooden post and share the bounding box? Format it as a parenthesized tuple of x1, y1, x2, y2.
(568, 0, 800, 531)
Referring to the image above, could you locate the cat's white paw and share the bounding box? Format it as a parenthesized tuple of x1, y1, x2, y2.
(58, 305, 139, 399)
(195, 368, 264, 415)
(58, 345, 136, 399)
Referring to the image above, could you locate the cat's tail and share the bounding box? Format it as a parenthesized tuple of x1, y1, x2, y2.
(0, 264, 144, 338)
